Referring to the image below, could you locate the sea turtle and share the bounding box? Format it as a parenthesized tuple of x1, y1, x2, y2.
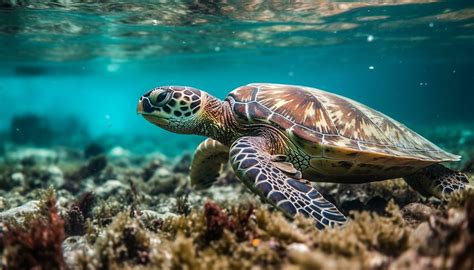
(137, 83, 470, 229)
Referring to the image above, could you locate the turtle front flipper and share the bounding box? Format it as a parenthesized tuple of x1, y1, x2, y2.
(190, 138, 229, 189)
(404, 164, 471, 199)
(230, 136, 346, 229)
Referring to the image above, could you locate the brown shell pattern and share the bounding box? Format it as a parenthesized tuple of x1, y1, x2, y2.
(227, 83, 459, 162)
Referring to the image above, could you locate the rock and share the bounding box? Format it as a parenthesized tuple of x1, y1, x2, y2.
(5, 148, 58, 165)
(0, 197, 8, 211)
(94, 180, 127, 198)
(335, 179, 421, 215)
(411, 222, 432, 247)
(62, 236, 94, 269)
(68, 155, 108, 181)
(10, 172, 25, 186)
(148, 174, 183, 195)
(336, 183, 386, 214)
(142, 159, 163, 181)
(84, 142, 105, 158)
(154, 167, 172, 178)
(46, 165, 64, 187)
(0, 200, 39, 221)
(401, 203, 434, 227)
(287, 243, 310, 253)
(108, 146, 130, 158)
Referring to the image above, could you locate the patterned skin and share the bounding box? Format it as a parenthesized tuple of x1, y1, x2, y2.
(137, 84, 471, 229)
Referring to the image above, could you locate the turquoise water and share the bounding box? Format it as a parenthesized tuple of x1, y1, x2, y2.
(1, 1, 473, 156)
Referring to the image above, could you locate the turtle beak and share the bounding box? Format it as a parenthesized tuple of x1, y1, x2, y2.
(137, 96, 154, 115)
(137, 96, 169, 126)
(136, 98, 144, 115)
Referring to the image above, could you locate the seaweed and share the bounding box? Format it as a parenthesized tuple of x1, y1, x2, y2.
(93, 198, 125, 227)
(94, 213, 151, 269)
(1, 123, 473, 269)
(2, 188, 66, 269)
(64, 192, 96, 237)
(74, 191, 96, 218)
(128, 179, 142, 218)
(174, 192, 191, 216)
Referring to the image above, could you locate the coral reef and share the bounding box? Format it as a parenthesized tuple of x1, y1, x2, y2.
(0, 124, 473, 269)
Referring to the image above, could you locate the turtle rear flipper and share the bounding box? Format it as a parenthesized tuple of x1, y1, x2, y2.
(404, 164, 471, 199)
(229, 136, 346, 229)
(190, 138, 229, 190)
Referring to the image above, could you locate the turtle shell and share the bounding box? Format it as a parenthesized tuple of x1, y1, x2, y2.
(226, 83, 459, 163)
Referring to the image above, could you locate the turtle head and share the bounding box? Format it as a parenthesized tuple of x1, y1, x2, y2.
(137, 86, 207, 134)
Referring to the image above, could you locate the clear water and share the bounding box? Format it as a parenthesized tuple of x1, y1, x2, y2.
(1, 1, 473, 156)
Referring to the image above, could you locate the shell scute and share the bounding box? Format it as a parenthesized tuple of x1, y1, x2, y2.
(247, 103, 272, 123)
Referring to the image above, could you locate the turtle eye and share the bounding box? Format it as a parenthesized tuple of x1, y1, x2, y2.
(156, 92, 168, 103)
(150, 90, 171, 107)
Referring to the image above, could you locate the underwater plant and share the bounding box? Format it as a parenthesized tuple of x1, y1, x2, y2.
(2, 188, 66, 269)
(64, 192, 96, 237)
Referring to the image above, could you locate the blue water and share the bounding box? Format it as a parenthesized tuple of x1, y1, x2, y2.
(1, 1, 473, 156)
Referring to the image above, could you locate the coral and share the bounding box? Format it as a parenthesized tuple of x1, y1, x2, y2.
(74, 192, 97, 218)
(64, 205, 86, 236)
(81, 155, 108, 178)
(63, 192, 96, 237)
(314, 201, 410, 259)
(153, 202, 282, 269)
(93, 198, 125, 227)
(70, 155, 108, 180)
(391, 198, 474, 269)
(1, 188, 66, 269)
(0, 165, 21, 191)
(0, 164, 63, 193)
(93, 213, 151, 268)
(152, 201, 412, 269)
(1, 123, 473, 269)
(84, 142, 105, 158)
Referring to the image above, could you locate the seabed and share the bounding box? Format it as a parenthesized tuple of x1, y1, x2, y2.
(0, 120, 473, 270)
